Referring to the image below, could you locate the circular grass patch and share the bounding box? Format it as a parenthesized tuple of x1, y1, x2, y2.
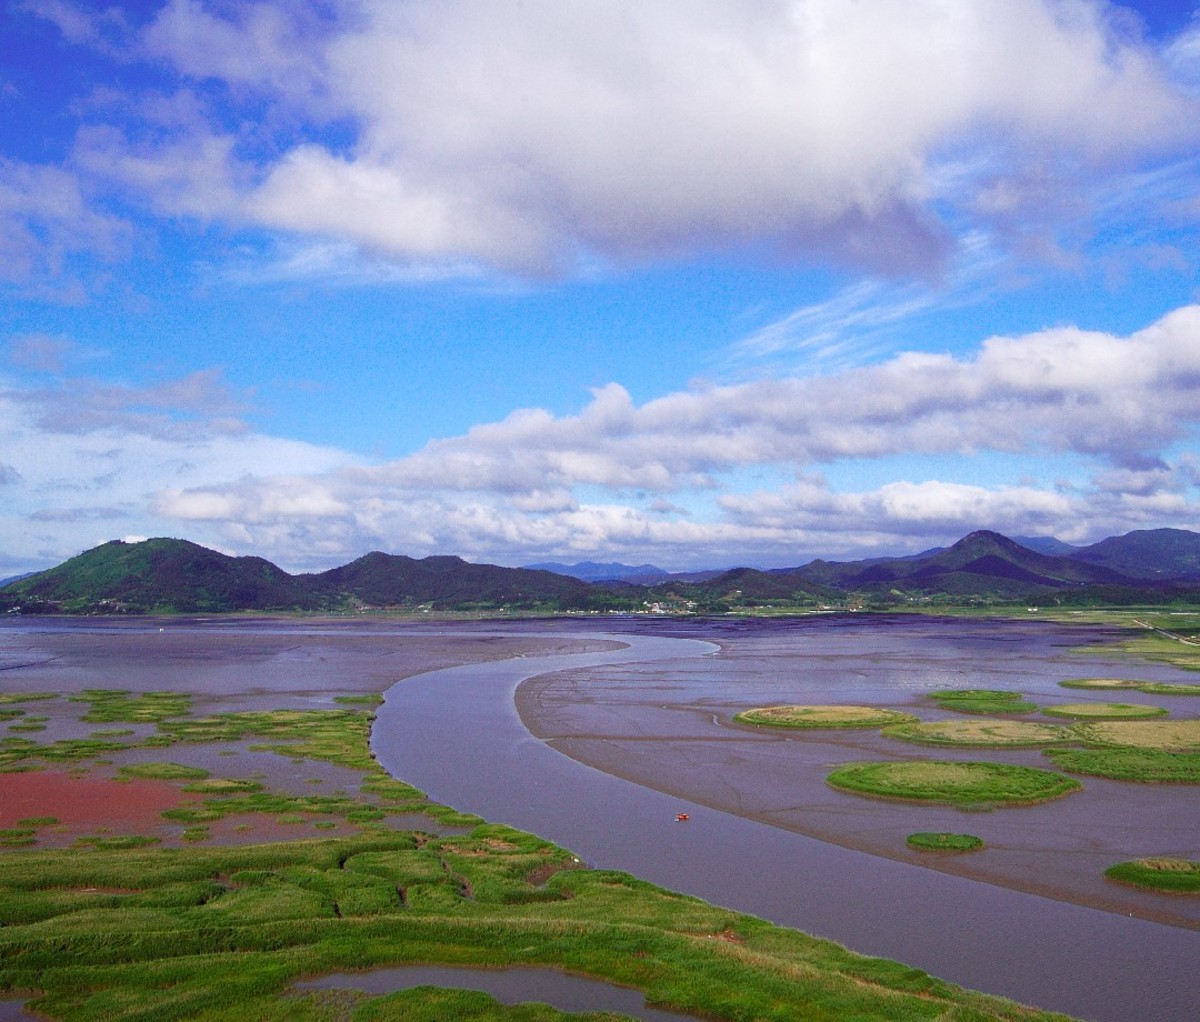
(1059, 678, 1139, 690)
(1071, 718, 1200, 752)
(1105, 858, 1200, 893)
(1061, 678, 1200, 696)
(1138, 682, 1200, 696)
(928, 689, 1038, 714)
(906, 832, 984, 853)
(1044, 747, 1200, 783)
(826, 760, 1081, 807)
(733, 705, 918, 729)
(1042, 702, 1167, 721)
(882, 719, 1073, 748)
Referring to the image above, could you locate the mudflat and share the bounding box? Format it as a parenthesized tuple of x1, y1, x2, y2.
(516, 614, 1200, 930)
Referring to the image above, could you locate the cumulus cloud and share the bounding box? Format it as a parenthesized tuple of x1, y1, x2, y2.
(252, 0, 1189, 273)
(348, 305, 1200, 494)
(16, 0, 1192, 281)
(0, 366, 363, 571)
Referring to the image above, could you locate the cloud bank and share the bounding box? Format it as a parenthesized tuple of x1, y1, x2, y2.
(5, 306, 1198, 571)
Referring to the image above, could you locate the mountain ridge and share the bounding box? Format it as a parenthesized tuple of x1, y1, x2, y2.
(3, 528, 1199, 614)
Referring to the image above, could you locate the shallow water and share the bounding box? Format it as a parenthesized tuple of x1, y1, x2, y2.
(296, 964, 699, 1021)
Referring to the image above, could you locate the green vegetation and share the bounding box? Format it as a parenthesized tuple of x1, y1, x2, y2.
(159, 709, 379, 772)
(1044, 747, 1200, 783)
(0, 829, 1074, 1022)
(0, 684, 1080, 1021)
(70, 689, 192, 722)
(1060, 678, 1200, 695)
(1070, 719, 1200, 751)
(1105, 858, 1200, 893)
(929, 689, 1038, 714)
(117, 762, 210, 781)
(9, 530, 1200, 617)
(1042, 719, 1200, 782)
(0, 828, 36, 848)
(882, 719, 1073, 747)
(181, 778, 265, 795)
(827, 760, 1082, 807)
(1042, 703, 1167, 720)
(733, 704, 918, 729)
(906, 832, 984, 852)
(1084, 632, 1200, 672)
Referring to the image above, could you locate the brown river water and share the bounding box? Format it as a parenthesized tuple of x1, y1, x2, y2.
(2, 614, 1198, 1022)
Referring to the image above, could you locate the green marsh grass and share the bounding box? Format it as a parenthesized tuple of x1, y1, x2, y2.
(0, 831, 1075, 1022)
(0, 693, 57, 705)
(1105, 858, 1200, 893)
(906, 832, 984, 852)
(70, 689, 192, 723)
(928, 689, 1038, 714)
(1042, 703, 1168, 720)
(0, 687, 1079, 1022)
(1044, 748, 1200, 782)
(733, 705, 918, 728)
(117, 762, 210, 781)
(1060, 678, 1200, 695)
(882, 719, 1073, 748)
(827, 760, 1082, 807)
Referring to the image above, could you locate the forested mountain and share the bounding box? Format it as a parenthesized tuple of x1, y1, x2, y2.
(4, 528, 1199, 614)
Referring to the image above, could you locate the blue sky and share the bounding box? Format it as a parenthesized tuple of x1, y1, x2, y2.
(2, 0, 1200, 573)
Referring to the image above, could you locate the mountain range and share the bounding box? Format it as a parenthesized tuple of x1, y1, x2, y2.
(3, 528, 1199, 614)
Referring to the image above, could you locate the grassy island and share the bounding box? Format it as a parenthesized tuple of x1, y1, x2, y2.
(1060, 678, 1200, 696)
(1071, 719, 1200, 751)
(733, 704, 918, 729)
(907, 832, 985, 853)
(1041, 702, 1167, 720)
(929, 690, 1038, 714)
(1044, 719, 1200, 782)
(1105, 858, 1200, 893)
(882, 719, 1073, 748)
(827, 760, 1082, 807)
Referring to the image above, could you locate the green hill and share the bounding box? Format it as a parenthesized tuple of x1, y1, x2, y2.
(1069, 528, 1200, 580)
(311, 551, 590, 609)
(5, 528, 1200, 615)
(0, 538, 318, 614)
(0, 538, 590, 614)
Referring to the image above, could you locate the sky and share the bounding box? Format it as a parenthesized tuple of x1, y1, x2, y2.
(2, 0, 1200, 575)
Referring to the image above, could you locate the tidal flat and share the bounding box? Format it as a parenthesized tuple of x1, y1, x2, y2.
(1, 614, 1198, 1022)
(516, 615, 1200, 932)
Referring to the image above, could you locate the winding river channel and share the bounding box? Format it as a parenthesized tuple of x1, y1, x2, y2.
(372, 620, 1200, 1022)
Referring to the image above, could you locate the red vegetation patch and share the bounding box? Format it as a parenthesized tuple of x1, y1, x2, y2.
(0, 771, 185, 831)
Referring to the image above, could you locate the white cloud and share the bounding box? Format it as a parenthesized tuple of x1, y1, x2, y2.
(78, 303, 1195, 569)
(0, 159, 131, 295)
(0, 368, 364, 571)
(141, 0, 330, 102)
(31, 0, 1194, 280)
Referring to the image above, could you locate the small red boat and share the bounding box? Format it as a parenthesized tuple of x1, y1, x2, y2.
(675, 813, 690, 822)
